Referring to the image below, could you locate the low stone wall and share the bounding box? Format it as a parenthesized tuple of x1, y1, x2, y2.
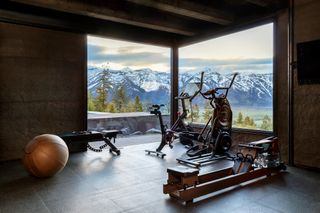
(87, 112, 278, 159)
(87, 112, 170, 135)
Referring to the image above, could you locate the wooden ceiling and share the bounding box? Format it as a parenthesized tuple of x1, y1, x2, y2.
(1, 0, 288, 46)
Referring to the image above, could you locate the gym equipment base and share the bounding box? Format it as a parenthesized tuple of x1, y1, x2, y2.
(163, 164, 285, 204)
(176, 153, 230, 168)
(145, 150, 166, 158)
(59, 130, 121, 155)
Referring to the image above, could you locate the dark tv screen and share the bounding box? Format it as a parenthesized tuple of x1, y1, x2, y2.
(297, 39, 320, 84)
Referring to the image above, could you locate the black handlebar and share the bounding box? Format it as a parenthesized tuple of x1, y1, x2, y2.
(151, 104, 164, 110)
(201, 72, 238, 99)
(189, 71, 204, 102)
(202, 89, 216, 96)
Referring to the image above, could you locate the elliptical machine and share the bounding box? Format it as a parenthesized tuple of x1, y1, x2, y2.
(177, 72, 238, 167)
(145, 72, 204, 158)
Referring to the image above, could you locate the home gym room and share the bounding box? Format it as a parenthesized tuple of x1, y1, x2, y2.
(0, 0, 320, 212)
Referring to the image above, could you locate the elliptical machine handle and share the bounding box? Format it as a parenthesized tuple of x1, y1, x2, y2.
(202, 72, 238, 98)
(189, 71, 204, 102)
(203, 89, 216, 96)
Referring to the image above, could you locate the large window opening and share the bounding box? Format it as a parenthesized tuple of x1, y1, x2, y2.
(179, 23, 274, 131)
(87, 36, 170, 138)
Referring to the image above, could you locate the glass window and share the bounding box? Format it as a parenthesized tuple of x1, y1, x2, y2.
(179, 23, 274, 131)
(87, 36, 170, 135)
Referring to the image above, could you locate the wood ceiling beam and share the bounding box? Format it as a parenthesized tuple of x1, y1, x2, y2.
(0, 6, 177, 47)
(9, 0, 195, 36)
(245, 0, 269, 7)
(127, 0, 234, 25)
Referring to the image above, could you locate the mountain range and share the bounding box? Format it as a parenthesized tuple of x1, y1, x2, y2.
(88, 66, 273, 108)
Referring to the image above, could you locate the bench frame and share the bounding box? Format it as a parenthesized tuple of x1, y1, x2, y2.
(59, 130, 121, 155)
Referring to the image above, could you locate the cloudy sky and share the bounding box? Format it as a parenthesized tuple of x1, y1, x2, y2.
(88, 23, 273, 74)
(88, 37, 170, 72)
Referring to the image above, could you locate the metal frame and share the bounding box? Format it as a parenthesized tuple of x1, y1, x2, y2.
(288, 0, 295, 166)
(273, 18, 278, 137)
(171, 45, 179, 126)
(84, 35, 88, 131)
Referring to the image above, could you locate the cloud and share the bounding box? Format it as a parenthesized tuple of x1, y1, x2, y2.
(179, 58, 272, 68)
(88, 44, 169, 67)
(88, 44, 272, 73)
(179, 57, 272, 74)
(117, 46, 144, 54)
(106, 52, 169, 65)
(88, 45, 106, 62)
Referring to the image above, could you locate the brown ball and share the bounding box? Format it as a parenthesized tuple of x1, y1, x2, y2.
(23, 134, 69, 178)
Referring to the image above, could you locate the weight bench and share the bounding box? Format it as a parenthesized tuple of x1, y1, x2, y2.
(59, 130, 121, 155)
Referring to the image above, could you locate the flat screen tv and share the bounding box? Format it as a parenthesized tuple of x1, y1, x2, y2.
(297, 39, 320, 84)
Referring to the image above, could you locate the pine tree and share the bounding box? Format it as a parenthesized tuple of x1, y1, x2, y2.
(87, 92, 96, 111)
(242, 116, 257, 129)
(94, 69, 111, 112)
(126, 101, 135, 112)
(113, 85, 128, 112)
(188, 104, 200, 122)
(260, 115, 272, 130)
(249, 118, 256, 127)
(244, 116, 251, 126)
(236, 112, 243, 125)
(134, 96, 143, 112)
(202, 101, 212, 122)
(107, 102, 116, 113)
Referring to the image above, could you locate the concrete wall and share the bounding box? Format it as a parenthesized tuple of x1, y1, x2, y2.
(0, 22, 86, 161)
(293, 0, 320, 168)
(275, 11, 290, 163)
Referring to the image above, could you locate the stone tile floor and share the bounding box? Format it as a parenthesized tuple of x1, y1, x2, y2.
(1, 135, 320, 213)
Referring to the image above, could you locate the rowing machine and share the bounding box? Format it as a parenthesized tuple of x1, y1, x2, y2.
(164, 136, 286, 203)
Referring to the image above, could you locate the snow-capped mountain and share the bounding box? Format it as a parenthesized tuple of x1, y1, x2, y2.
(88, 66, 273, 107)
